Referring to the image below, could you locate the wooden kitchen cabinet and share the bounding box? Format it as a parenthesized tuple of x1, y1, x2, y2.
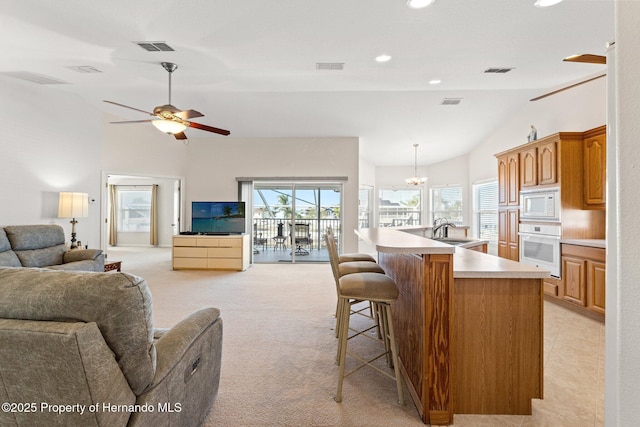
(498, 153, 519, 206)
(497, 208, 519, 261)
(561, 255, 586, 306)
(583, 126, 607, 208)
(587, 260, 606, 315)
(519, 140, 557, 188)
(520, 147, 538, 188)
(538, 140, 557, 185)
(559, 243, 606, 318)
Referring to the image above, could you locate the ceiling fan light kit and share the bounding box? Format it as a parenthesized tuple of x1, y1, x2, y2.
(104, 62, 230, 139)
(534, 0, 563, 7)
(152, 119, 187, 134)
(407, 0, 435, 9)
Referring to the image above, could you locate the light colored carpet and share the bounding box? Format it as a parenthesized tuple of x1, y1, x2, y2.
(108, 247, 604, 427)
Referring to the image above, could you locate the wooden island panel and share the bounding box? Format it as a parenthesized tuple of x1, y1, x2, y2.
(379, 252, 454, 425)
(453, 277, 543, 414)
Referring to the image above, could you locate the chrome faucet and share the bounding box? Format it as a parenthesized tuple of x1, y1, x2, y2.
(431, 218, 456, 239)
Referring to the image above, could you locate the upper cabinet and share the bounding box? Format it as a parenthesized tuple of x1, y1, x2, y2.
(498, 152, 519, 206)
(538, 140, 557, 185)
(520, 147, 537, 188)
(519, 140, 557, 188)
(583, 126, 607, 209)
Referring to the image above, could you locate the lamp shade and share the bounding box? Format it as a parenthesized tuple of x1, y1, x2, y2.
(152, 119, 187, 134)
(58, 192, 89, 218)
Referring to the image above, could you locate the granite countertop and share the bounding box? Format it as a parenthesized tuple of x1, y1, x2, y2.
(560, 239, 606, 249)
(356, 227, 550, 279)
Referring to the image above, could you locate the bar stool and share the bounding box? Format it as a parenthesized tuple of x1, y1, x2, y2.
(334, 272, 404, 405)
(325, 232, 384, 338)
(326, 227, 376, 263)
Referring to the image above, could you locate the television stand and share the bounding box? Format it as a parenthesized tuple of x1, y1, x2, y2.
(172, 234, 250, 271)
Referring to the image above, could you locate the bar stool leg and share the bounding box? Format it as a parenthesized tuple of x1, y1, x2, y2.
(384, 303, 404, 405)
(335, 296, 350, 403)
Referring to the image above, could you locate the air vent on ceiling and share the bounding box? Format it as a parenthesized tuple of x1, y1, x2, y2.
(441, 98, 462, 105)
(135, 42, 175, 52)
(316, 62, 344, 71)
(66, 66, 102, 73)
(0, 71, 68, 85)
(484, 67, 514, 73)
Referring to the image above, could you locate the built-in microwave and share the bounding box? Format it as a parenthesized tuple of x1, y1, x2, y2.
(520, 188, 560, 222)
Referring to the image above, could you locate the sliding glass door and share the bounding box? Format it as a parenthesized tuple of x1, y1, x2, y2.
(252, 182, 342, 263)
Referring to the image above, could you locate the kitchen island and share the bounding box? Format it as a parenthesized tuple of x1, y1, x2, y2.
(355, 227, 549, 425)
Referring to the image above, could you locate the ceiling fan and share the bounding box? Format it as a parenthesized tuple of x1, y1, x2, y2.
(530, 53, 607, 102)
(104, 62, 230, 139)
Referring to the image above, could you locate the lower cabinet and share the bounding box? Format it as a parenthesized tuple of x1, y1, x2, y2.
(498, 208, 519, 261)
(555, 243, 605, 319)
(172, 234, 250, 271)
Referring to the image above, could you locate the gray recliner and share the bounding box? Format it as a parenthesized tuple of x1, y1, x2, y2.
(0, 267, 222, 427)
(0, 225, 104, 271)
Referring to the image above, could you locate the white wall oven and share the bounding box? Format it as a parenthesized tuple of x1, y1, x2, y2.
(520, 188, 560, 222)
(519, 223, 561, 278)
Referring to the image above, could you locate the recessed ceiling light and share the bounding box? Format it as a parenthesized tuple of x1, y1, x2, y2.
(534, 0, 563, 7)
(429, 79, 442, 85)
(407, 0, 435, 9)
(375, 54, 392, 63)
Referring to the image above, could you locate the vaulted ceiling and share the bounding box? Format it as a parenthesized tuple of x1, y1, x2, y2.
(0, 0, 614, 166)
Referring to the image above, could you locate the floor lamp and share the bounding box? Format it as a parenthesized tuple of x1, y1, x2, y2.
(58, 192, 89, 249)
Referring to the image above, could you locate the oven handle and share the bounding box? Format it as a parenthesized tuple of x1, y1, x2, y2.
(518, 232, 561, 239)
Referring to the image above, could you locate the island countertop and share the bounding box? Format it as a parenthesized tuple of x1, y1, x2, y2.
(355, 227, 455, 254)
(356, 227, 550, 279)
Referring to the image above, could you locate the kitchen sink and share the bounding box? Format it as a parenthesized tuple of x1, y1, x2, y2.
(433, 237, 479, 246)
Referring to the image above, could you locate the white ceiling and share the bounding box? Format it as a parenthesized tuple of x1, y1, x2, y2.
(0, 0, 613, 166)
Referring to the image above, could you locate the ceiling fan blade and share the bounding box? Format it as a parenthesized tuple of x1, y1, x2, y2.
(175, 109, 204, 120)
(174, 132, 188, 140)
(563, 54, 606, 65)
(103, 100, 154, 116)
(530, 73, 606, 102)
(110, 119, 155, 124)
(187, 121, 231, 136)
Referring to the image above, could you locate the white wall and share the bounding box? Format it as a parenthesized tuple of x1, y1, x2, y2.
(468, 77, 607, 183)
(102, 131, 362, 252)
(0, 79, 102, 248)
(608, 3, 640, 425)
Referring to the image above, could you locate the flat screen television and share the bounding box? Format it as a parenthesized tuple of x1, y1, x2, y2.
(191, 201, 246, 234)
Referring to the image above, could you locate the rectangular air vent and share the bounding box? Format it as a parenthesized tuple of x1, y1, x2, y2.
(0, 71, 68, 85)
(441, 98, 462, 105)
(316, 62, 344, 71)
(66, 66, 102, 73)
(135, 42, 175, 52)
(484, 67, 514, 73)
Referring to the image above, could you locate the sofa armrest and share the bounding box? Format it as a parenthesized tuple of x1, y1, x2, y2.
(63, 248, 103, 263)
(152, 307, 221, 385)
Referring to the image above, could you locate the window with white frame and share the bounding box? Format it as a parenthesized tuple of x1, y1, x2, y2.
(430, 186, 463, 225)
(472, 180, 498, 242)
(117, 187, 152, 232)
(359, 186, 373, 229)
(378, 188, 422, 227)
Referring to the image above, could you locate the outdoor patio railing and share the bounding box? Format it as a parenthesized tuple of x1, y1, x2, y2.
(252, 218, 342, 251)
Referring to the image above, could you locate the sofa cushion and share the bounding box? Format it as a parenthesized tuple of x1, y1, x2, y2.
(0, 267, 156, 395)
(0, 230, 21, 267)
(4, 224, 66, 250)
(4, 225, 67, 267)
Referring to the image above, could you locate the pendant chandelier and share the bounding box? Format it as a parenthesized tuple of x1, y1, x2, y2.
(405, 144, 427, 185)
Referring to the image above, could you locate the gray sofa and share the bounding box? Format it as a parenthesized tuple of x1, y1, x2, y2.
(0, 267, 223, 427)
(0, 225, 104, 271)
